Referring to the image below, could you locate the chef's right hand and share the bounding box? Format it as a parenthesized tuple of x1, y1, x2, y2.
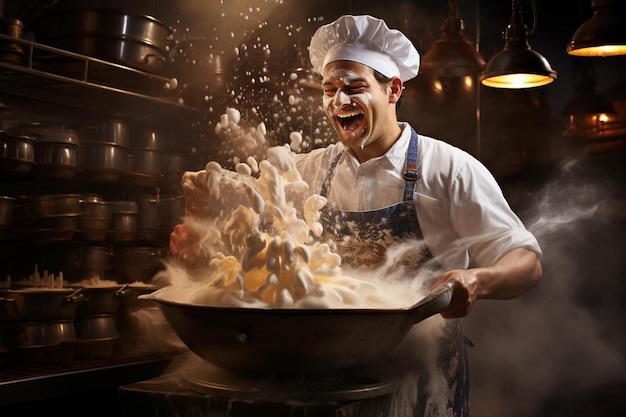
(169, 222, 201, 265)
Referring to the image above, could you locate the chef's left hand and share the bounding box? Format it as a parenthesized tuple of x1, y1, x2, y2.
(431, 269, 479, 318)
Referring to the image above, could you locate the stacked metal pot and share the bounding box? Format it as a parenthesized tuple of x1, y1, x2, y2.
(32, 8, 172, 75)
(17, 123, 81, 179)
(0, 275, 173, 362)
(0, 282, 84, 363)
(16, 193, 82, 242)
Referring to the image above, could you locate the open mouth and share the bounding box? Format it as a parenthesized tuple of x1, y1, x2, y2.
(336, 111, 364, 132)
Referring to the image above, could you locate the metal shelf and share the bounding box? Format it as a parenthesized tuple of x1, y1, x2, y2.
(0, 34, 200, 126)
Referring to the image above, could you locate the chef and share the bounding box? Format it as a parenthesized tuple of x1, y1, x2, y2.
(170, 14, 542, 417)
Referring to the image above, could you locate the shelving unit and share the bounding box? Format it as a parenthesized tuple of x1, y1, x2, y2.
(0, 33, 194, 410)
(0, 33, 200, 126)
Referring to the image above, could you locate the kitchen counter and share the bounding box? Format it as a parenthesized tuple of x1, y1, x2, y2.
(0, 346, 186, 407)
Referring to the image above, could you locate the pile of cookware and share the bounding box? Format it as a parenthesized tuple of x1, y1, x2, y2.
(57, 245, 166, 285)
(72, 282, 127, 359)
(17, 123, 81, 179)
(1, 119, 186, 188)
(0, 278, 84, 363)
(0, 276, 175, 363)
(16, 193, 82, 242)
(3, 192, 184, 245)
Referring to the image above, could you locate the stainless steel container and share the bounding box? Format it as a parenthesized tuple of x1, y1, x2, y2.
(1, 133, 36, 174)
(35, 142, 80, 178)
(32, 9, 172, 74)
(111, 201, 138, 242)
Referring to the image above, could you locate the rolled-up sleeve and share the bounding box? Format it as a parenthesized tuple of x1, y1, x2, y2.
(415, 138, 541, 270)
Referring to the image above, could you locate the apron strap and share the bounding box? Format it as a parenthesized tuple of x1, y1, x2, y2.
(402, 128, 420, 202)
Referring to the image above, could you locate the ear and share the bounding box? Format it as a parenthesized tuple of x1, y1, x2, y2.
(389, 77, 403, 104)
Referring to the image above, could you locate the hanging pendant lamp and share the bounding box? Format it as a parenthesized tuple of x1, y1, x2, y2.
(420, 0, 485, 77)
(567, 0, 626, 57)
(480, 0, 556, 89)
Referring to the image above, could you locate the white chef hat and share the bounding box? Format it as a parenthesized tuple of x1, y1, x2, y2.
(309, 15, 420, 82)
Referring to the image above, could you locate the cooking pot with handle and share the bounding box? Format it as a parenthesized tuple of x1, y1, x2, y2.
(144, 282, 453, 375)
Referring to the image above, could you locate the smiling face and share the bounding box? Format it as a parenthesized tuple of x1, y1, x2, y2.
(321, 60, 403, 160)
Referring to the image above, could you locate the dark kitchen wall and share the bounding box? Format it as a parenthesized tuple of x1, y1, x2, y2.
(138, 0, 625, 171)
(8, 0, 622, 170)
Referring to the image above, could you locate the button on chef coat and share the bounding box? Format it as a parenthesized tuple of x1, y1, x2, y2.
(295, 123, 542, 271)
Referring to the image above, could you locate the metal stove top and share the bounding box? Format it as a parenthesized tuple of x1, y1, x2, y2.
(180, 359, 400, 404)
(119, 352, 417, 416)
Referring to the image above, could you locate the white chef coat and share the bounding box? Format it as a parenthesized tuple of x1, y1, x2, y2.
(294, 123, 542, 271)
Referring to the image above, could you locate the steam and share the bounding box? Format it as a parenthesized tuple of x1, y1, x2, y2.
(464, 157, 626, 417)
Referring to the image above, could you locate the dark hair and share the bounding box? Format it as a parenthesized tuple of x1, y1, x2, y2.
(373, 70, 405, 110)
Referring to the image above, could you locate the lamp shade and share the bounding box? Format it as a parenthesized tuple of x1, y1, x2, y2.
(480, 0, 556, 89)
(420, 3, 485, 78)
(480, 47, 557, 89)
(567, 0, 626, 57)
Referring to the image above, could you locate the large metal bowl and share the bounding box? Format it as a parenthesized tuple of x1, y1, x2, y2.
(145, 283, 453, 375)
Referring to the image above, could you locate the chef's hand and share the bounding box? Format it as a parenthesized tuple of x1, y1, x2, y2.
(169, 222, 202, 265)
(431, 249, 542, 319)
(431, 269, 479, 319)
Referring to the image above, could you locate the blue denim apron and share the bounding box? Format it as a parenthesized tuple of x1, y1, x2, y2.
(317, 129, 470, 417)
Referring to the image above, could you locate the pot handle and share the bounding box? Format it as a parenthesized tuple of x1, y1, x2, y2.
(409, 282, 453, 324)
(143, 54, 166, 64)
(63, 288, 84, 304)
(114, 284, 128, 298)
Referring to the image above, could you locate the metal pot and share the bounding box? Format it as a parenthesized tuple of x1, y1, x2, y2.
(75, 314, 118, 340)
(110, 201, 138, 242)
(1, 133, 36, 174)
(33, 9, 171, 74)
(163, 154, 186, 186)
(79, 199, 112, 218)
(15, 320, 76, 347)
(0, 17, 25, 64)
(114, 246, 163, 283)
(81, 119, 130, 147)
(13, 123, 80, 145)
(76, 285, 126, 315)
(35, 142, 79, 178)
(133, 194, 162, 242)
(128, 148, 164, 176)
(77, 199, 112, 241)
(20, 194, 82, 217)
(0, 196, 16, 232)
(146, 283, 453, 375)
(0, 288, 84, 321)
(61, 245, 113, 282)
(132, 128, 167, 151)
(80, 141, 128, 181)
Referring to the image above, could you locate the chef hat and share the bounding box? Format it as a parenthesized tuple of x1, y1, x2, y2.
(309, 15, 420, 82)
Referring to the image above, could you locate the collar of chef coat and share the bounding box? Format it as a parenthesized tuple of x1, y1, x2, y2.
(341, 122, 411, 170)
(329, 123, 413, 210)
